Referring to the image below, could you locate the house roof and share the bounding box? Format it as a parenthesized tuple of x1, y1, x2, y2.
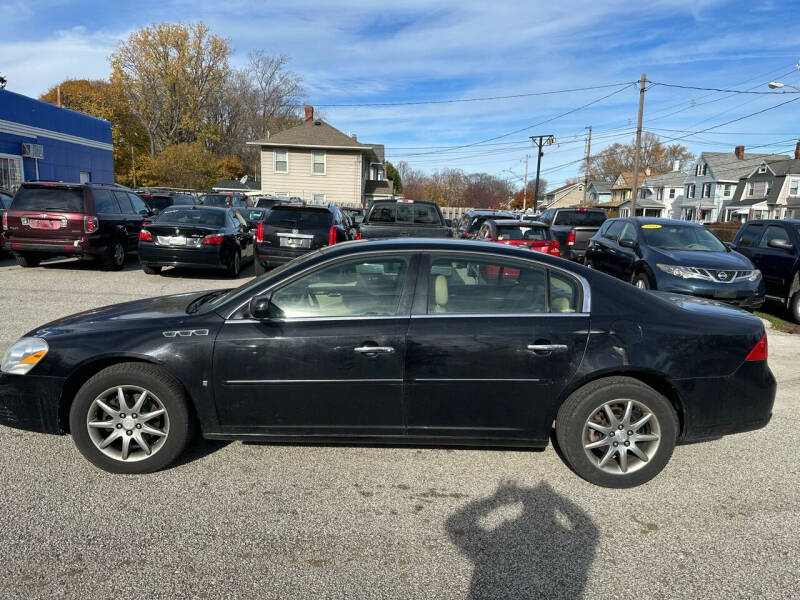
(587, 181, 611, 194)
(729, 174, 785, 206)
(680, 197, 716, 209)
(249, 119, 373, 151)
(751, 158, 800, 176)
(698, 152, 790, 181)
(618, 197, 665, 209)
(643, 170, 686, 187)
(212, 179, 260, 191)
(545, 182, 582, 197)
(611, 171, 666, 190)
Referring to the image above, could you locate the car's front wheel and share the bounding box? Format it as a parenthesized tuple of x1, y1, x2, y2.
(556, 376, 678, 487)
(633, 272, 652, 290)
(69, 363, 193, 474)
(790, 290, 800, 323)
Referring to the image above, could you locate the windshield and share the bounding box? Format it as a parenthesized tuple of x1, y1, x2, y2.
(200, 194, 230, 207)
(256, 198, 278, 208)
(144, 196, 173, 211)
(496, 225, 548, 241)
(244, 209, 268, 223)
(156, 208, 226, 227)
(640, 224, 726, 252)
(553, 210, 606, 226)
(368, 203, 441, 225)
(267, 208, 332, 228)
(11, 187, 84, 212)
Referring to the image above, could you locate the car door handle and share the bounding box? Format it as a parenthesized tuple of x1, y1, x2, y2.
(527, 344, 568, 353)
(354, 346, 395, 354)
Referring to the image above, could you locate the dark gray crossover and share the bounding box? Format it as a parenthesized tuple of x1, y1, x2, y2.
(0, 239, 774, 487)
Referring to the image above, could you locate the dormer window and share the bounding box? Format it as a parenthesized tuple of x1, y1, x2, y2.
(758, 165, 767, 174)
(702, 163, 708, 175)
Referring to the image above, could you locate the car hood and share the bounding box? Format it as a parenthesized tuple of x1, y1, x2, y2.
(651, 248, 752, 269)
(27, 290, 220, 337)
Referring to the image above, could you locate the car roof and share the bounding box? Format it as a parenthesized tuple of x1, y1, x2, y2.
(467, 209, 512, 215)
(742, 219, 800, 225)
(627, 217, 703, 227)
(488, 219, 547, 226)
(162, 205, 229, 213)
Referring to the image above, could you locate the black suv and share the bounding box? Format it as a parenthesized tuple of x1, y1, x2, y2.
(1, 182, 150, 270)
(455, 209, 515, 239)
(731, 219, 800, 321)
(137, 189, 198, 213)
(253, 204, 352, 274)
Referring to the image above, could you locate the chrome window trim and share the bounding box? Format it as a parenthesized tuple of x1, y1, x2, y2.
(225, 378, 402, 384)
(411, 312, 589, 319)
(411, 378, 544, 382)
(224, 315, 410, 324)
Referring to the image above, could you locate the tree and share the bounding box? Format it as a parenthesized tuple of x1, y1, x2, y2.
(110, 22, 232, 157)
(385, 161, 403, 194)
(143, 142, 217, 189)
(213, 155, 246, 181)
(509, 179, 548, 210)
(584, 133, 694, 181)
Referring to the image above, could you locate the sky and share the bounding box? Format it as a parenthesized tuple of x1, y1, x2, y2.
(2, 0, 800, 189)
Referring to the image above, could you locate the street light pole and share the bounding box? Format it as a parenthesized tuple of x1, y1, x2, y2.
(631, 73, 646, 217)
(530, 135, 555, 213)
(522, 154, 529, 211)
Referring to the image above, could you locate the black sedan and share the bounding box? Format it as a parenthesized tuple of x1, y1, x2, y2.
(137, 205, 253, 277)
(0, 239, 774, 487)
(585, 218, 765, 307)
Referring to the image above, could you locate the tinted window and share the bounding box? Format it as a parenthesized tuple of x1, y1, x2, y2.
(271, 255, 410, 318)
(427, 256, 547, 314)
(759, 225, 790, 248)
(156, 208, 226, 227)
(256, 197, 279, 209)
(737, 224, 763, 247)
(200, 194, 230, 207)
(538, 210, 554, 224)
(244, 209, 268, 223)
(266, 208, 332, 229)
(114, 191, 134, 214)
(640, 224, 725, 252)
(618, 223, 637, 243)
(144, 196, 173, 211)
(603, 221, 624, 240)
(495, 225, 548, 241)
(553, 210, 606, 226)
(397, 203, 440, 224)
(11, 187, 84, 213)
(94, 190, 121, 213)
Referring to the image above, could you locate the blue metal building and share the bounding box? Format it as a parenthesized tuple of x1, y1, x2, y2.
(0, 88, 114, 192)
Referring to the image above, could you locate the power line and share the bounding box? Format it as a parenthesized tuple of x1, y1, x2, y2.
(307, 82, 636, 107)
(647, 81, 800, 94)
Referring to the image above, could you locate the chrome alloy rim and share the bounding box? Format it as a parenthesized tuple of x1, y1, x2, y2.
(583, 399, 661, 474)
(86, 386, 169, 462)
(635, 279, 647, 289)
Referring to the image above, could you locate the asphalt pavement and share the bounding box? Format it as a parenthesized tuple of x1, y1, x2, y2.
(0, 255, 798, 600)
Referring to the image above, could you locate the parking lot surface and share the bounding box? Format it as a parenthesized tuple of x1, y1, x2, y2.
(1, 255, 798, 599)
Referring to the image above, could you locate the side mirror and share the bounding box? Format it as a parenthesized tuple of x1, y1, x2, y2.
(249, 294, 283, 320)
(768, 238, 794, 251)
(149, 208, 160, 216)
(619, 238, 637, 249)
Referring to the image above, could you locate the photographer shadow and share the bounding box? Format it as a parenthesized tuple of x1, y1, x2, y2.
(445, 481, 598, 600)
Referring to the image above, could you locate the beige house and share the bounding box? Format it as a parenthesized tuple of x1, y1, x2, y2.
(247, 106, 392, 207)
(542, 182, 584, 209)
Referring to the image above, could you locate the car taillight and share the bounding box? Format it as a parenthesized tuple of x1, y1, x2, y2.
(328, 226, 337, 246)
(255, 221, 264, 243)
(2, 211, 7, 230)
(84, 216, 99, 234)
(355, 232, 362, 240)
(203, 234, 224, 245)
(745, 334, 768, 361)
(550, 241, 561, 256)
(566, 230, 575, 246)
(138, 229, 153, 242)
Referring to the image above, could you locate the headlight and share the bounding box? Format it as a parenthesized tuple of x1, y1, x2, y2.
(656, 264, 711, 280)
(1, 338, 49, 375)
(746, 269, 762, 282)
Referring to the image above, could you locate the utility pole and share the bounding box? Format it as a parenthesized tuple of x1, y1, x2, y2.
(530, 134, 555, 213)
(631, 73, 646, 217)
(582, 125, 592, 206)
(522, 154, 529, 211)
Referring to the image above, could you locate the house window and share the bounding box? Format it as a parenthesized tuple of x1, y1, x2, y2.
(656, 188, 663, 201)
(748, 183, 754, 196)
(0, 153, 23, 192)
(702, 183, 711, 198)
(724, 184, 731, 197)
(312, 151, 326, 175)
(312, 193, 326, 204)
(702, 163, 708, 175)
(274, 150, 288, 173)
(686, 184, 695, 198)
(758, 165, 767, 174)
(790, 179, 799, 196)
(669, 188, 676, 199)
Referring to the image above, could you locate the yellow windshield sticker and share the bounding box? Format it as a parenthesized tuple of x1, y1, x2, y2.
(641, 224, 662, 229)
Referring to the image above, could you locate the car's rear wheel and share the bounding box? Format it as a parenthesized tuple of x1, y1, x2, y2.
(14, 252, 41, 268)
(254, 258, 266, 276)
(633, 273, 652, 290)
(69, 363, 193, 474)
(101, 240, 126, 271)
(142, 265, 162, 275)
(556, 377, 678, 488)
(227, 250, 241, 278)
(790, 291, 800, 323)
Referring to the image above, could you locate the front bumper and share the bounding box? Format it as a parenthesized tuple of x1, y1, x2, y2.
(0, 372, 65, 434)
(138, 243, 224, 270)
(674, 360, 775, 442)
(655, 273, 765, 308)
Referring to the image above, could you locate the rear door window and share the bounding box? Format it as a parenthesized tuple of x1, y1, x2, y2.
(603, 221, 623, 240)
(737, 224, 764, 247)
(11, 187, 85, 213)
(113, 191, 134, 214)
(128, 193, 149, 215)
(94, 189, 121, 214)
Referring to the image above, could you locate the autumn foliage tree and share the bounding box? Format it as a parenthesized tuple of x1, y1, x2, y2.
(584, 133, 693, 182)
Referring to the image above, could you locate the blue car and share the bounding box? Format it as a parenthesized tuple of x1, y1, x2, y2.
(585, 217, 764, 308)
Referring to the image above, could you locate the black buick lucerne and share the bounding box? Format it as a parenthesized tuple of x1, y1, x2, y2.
(0, 238, 775, 487)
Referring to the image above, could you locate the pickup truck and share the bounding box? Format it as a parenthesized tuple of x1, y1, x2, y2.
(730, 218, 800, 322)
(538, 207, 607, 262)
(358, 199, 452, 239)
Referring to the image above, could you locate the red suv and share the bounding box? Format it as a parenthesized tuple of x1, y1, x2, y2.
(1, 182, 151, 270)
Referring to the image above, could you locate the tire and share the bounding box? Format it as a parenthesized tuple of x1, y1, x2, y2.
(633, 272, 652, 290)
(14, 252, 41, 268)
(227, 250, 241, 278)
(101, 239, 126, 271)
(254, 258, 266, 276)
(69, 363, 193, 474)
(555, 376, 678, 488)
(142, 265, 162, 275)
(790, 291, 800, 324)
